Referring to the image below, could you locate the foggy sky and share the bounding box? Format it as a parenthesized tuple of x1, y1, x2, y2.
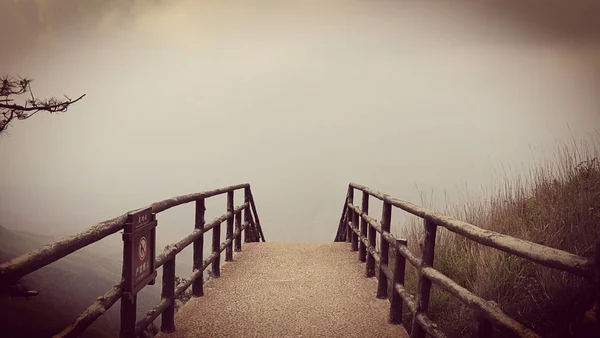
(1, 0, 599, 245)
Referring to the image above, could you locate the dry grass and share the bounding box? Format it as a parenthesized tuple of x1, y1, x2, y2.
(394, 135, 600, 337)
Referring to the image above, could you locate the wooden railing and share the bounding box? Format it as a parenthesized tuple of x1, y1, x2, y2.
(335, 182, 598, 338)
(0, 183, 264, 338)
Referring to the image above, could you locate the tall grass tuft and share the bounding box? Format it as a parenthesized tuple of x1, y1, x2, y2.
(395, 134, 600, 337)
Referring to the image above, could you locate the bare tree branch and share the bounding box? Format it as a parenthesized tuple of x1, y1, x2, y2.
(0, 94, 86, 112)
(0, 75, 85, 134)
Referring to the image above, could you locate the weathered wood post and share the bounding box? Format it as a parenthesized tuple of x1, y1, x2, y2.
(247, 208, 258, 242)
(581, 236, 600, 337)
(161, 257, 176, 332)
(234, 208, 242, 252)
(353, 208, 360, 254)
(474, 312, 493, 338)
(244, 187, 251, 243)
(595, 236, 600, 328)
(366, 201, 377, 278)
(346, 186, 354, 244)
(247, 189, 265, 242)
(390, 239, 407, 324)
(192, 198, 205, 297)
(226, 190, 234, 262)
(120, 208, 157, 338)
(411, 219, 437, 338)
(334, 190, 350, 242)
(359, 192, 369, 262)
(377, 201, 392, 299)
(212, 220, 221, 278)
(120, 294, 137, 338)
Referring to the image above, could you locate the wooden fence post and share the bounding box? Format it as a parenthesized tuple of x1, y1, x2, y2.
(120, 218, 136, 338)
(359, 192, 369, 262)
(334, 190, 350, 242)
(235, 209, 242, 252)
(390, 239, 407, 324)
(244, 188, 251, 243)
(474, 312, 493, 338)
(247, 189, 265, 242)
(411, 219, 437, 338)
(377, 201, 392, 299)
(160, 257, 176, 333)
(594, 236, 600, 328)
(192, 198, 205, 297)
(366, 202, 377, 278)
(247, 207, 258, 242)
(226, 191, 234, 262)
(581, 237, 600, 337)
(347, 187, 354, 245)
(212, 221, 221, 278)
(353, 208, 360, 254)
(119, 293, 136, 338)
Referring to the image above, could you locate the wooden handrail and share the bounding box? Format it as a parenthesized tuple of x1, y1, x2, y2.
(53, 283, 124, 337)
(0, 183, 253, 282)
(348, 182, 593, 278)
(0, 184, 264, 338)
(134, 221, 249, 336)
(336, 183, 597, 338)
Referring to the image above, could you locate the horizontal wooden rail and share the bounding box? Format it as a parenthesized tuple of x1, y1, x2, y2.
(349, 204, 422, 268)
(349, 182, 592, 278)
(54, 284, 124, 337)
(0, 184, 264, 338)
(0, 183, 253, 283)
(134, 221, 249, 336)
(343, 207, 450, 338)
(336, 183, 596, 338)
(154, 204, 249, 269)
(349, 220, 381, 264)
(58, 204, 254, 337)
(421, 267, 536, 337)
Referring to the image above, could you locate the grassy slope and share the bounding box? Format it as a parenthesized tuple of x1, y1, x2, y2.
(395, 140, 600, 337)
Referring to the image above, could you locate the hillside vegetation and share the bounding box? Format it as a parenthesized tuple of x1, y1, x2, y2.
(397, 137, 600, 337)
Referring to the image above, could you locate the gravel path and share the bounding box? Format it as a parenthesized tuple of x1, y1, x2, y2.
(157, 242, 408, 338)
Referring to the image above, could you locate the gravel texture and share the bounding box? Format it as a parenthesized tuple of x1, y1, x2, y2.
(157, 242, 408, 338)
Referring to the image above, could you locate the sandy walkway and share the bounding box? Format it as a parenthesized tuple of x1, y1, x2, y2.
(157, 242, 408, 338)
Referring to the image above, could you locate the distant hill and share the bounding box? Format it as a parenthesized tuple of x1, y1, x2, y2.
(0, 224, 161, 338)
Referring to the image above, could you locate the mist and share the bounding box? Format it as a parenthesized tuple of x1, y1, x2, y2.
(1, 0, 599, 247)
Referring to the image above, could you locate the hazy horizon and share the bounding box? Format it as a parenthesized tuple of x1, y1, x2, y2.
(1, 1, 599, 246)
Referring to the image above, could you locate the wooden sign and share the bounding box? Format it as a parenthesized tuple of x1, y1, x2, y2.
(122, 207, 157, 296)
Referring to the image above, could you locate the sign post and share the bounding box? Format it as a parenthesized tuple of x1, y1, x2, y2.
(120, 207, 157, 338)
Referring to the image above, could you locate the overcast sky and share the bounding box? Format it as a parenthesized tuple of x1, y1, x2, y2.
(1, 0, 599, 245)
